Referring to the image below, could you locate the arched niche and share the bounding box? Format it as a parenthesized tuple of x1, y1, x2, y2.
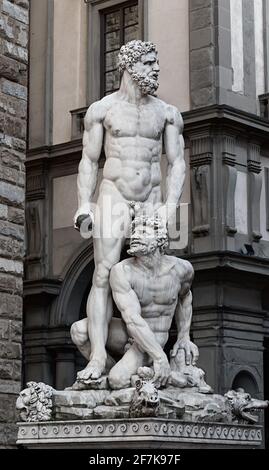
(52, 240, 94, 327)
(52, 239, 133, 328)
(232, 370, 259, 397)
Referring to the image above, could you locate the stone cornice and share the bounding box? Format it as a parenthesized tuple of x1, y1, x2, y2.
(183, 105, 269, 140)
(26, 139, 82, 165)
(23, 279, 62, 298)
(187, 251, 269, 279)
(23, 326, 75, 350)
(26, 106, 269, 173)
(17, 419, 263, 448)
(26, 140, 105, 171)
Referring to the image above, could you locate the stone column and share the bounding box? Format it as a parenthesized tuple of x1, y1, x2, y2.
(0, 0, 29, 448)
(55, 350, 76, 390)
(189, 0, 216, 109)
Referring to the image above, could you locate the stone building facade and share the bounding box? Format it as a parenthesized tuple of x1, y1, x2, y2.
(1, 0, 269, 448)
(0, 0, 29, 448)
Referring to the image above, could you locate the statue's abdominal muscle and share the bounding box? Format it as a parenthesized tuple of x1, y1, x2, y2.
(102, 102, 164, 201)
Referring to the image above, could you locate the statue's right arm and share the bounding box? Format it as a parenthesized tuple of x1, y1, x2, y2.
(171, 261, 199, 365)
(74, 102, 104, 227)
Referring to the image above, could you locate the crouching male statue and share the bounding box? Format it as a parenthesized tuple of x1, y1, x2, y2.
(73, 39, 185, 381)
(108, 213, 198, 389)
(71, 213, 199, 390)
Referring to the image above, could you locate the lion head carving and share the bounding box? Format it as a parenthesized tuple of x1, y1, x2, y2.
(16, 382, 54, 422)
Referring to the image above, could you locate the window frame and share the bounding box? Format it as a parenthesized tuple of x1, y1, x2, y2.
(86, 0, 147, 103)
(100, 0, 139, 96)
(265, 167, 269, 231)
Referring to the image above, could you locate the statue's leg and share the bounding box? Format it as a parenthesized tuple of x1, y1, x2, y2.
(107, 317, 129, 356)
(77, 187, 131, 381)
(79, 245, 122, 380)
(71, 317, 129, 361)
(108, 343, 146, 390)
(70, 319, 91, 361)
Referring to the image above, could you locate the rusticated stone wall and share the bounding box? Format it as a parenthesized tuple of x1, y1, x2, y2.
(0, 0, 29, 447)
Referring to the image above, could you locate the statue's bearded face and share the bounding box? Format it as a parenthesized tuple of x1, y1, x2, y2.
(128, 51, 160, 95)
(128, 224, 158, 257)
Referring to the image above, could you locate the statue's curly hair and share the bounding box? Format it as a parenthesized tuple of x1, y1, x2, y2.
(131, 213, 169, 253)
(118, 40, 157, 73)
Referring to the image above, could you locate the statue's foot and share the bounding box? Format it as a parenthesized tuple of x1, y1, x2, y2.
(77, 359, 105, 382)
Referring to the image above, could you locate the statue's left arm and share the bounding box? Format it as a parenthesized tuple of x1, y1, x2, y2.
(171, 262, 199, 366)
(161, 105, 185, 222)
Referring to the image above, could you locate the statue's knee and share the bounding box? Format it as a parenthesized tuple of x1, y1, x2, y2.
(70, 322, 87, 347)
(94, 263, 110, 288)
(108, 366, 131, 390)
(70, 323, 78, 343)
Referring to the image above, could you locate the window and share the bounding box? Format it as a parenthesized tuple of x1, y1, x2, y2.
(101, 2, 139, 96)
(86, 0, 146, 105)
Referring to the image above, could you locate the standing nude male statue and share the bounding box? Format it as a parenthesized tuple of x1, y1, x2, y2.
(73, 40, 185, 381)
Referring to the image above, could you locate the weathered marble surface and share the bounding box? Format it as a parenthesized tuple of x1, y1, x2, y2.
(16, 381, 268, 425)
(53, 387, 268, 423)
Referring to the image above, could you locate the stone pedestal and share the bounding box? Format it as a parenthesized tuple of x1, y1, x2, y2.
(17, 419, 263, 449)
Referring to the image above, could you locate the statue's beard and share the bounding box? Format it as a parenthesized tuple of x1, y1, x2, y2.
(128, 240, 158, 257)
(129, 69, 159, 96)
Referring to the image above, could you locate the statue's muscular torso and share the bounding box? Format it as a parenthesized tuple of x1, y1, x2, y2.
(120, 257, 193, 348)
(99, 93, 174, 202)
